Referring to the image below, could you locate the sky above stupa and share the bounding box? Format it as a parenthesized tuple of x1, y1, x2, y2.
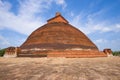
(0, 0, 120, 51)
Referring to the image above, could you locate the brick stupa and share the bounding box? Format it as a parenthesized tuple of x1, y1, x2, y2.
(19, 12, 107, 57)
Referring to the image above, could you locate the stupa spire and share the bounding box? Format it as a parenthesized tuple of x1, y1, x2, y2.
(47, 12, 69, 23)
(55, 12, 61, 16)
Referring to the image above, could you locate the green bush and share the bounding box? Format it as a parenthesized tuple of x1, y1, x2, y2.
(112, 51, 120, 56)
(0, 49, 6, 57)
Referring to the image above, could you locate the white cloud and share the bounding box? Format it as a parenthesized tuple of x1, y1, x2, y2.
(54, 0, 65, 5)
(94, 38, 120, 51)
(94, 38, 109, 50)
(54, 0, 66, 8)
(0, 0, 119, 51)
(116, 24, 120, 28)
(70, 11, 120, 51)
(0, 35, 10, 48)
(0, 0, 45, 35)
(18, 0, 52, 19)
(70, 12, 120, 34)
(0, 34, 26, 48)
(0, 0, 66, 35)
(95, 39, 108, 44)
(69, 12, 74, 17)
(0, 0, 67, 48)
(0, 0, 11, 11)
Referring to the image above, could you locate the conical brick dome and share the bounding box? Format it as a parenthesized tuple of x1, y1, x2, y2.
(20, 13, 98, 51)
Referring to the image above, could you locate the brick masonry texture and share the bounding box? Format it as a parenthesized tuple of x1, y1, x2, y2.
(19, 13, 107, 57)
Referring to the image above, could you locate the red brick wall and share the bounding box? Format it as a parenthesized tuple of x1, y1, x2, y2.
(47, 50, 107, 58)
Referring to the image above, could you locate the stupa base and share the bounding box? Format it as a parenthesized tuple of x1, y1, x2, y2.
(18, 50, 107, 58)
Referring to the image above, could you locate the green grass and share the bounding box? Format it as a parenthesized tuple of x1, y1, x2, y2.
(0, 49, 6, 57)
(112, 51, 120, 56)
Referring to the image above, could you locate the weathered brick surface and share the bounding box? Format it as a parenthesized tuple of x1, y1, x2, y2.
(20, 13, 98, 50)
(4, 47, 21, 57)
(19, 13, 105, 58)
(18, 50, 107, 58)
(47, 50, 107, 58)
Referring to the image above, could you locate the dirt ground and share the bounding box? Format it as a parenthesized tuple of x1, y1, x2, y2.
(0, 56, 120, 80)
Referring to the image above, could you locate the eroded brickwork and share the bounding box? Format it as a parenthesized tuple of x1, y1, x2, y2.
(19, 13, 107, 58)
(103, 49, 113, 56)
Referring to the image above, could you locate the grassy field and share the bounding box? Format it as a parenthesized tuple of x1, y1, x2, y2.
(0, 57, 120, 80)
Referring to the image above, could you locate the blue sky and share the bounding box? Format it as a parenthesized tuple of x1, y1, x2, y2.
(0, 0, 120, 51)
